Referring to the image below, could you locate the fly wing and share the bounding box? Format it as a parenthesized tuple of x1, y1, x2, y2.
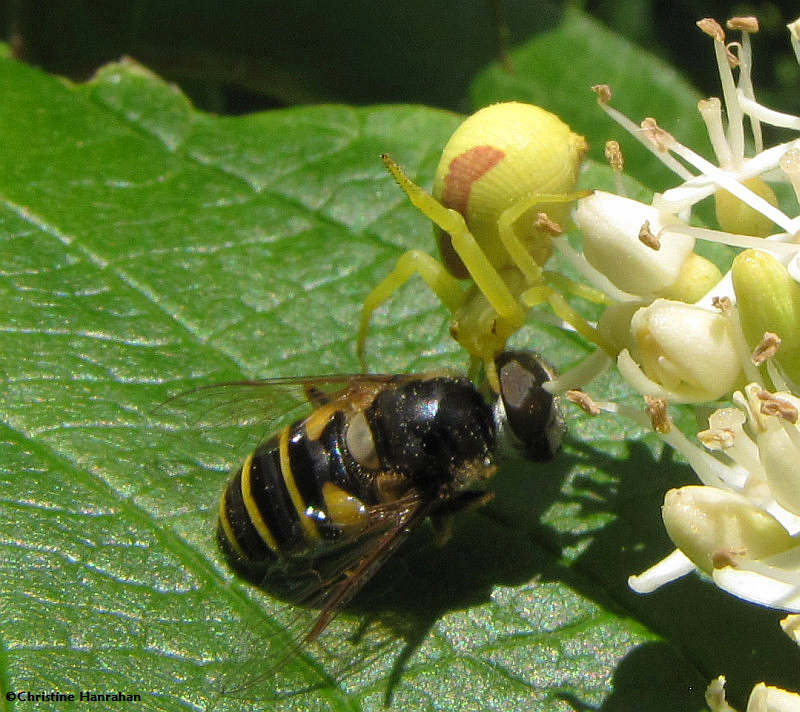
(154, 374, 402, 459)
(216, 490, 433, 700)
(302, 493, 434, 644)
(158, 374, 398, 429)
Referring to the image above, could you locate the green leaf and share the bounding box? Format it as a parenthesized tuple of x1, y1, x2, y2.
(0, 47, 796, 712)
(470, 8, 708, 192)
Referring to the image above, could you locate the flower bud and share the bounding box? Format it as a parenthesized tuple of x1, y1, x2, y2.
(657, 252, 723, 303)
(751, 683, 800, 711)
(781, 614, 800, 645)
(575, 192, 695, 295)
(596, 300, 643, 354)
(627, 299, 741, 402)
(740, 384, 800, 515)
(714, 176, 779, 237)
(662, 486, 796, 574)
(732, 249, 800, 383)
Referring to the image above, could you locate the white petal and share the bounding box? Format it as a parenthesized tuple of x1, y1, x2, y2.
(626, 300, 742, 402)
(747, 682, 800, 712)
(712, 547, 800, 613)
(759, 424, 800, 516)
(662, 486, 797, 574)
(706, 676, 737, 712)
(628, 548, 696, 593)
(575, 192, 694, 295)
(762, 500, 800, 537)
(617, 348, 669, 395)
(780, 614, 800, 645)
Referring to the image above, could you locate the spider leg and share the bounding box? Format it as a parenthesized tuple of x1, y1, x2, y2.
(381, 155, 524, 326)
(357, 249, 466, 369)
(496, 190, 592, 284)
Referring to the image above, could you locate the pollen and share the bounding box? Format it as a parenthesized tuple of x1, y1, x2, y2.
(751, 331, 781, 365)
(645, 395, 671, 434)
(638, 221, 660, 250)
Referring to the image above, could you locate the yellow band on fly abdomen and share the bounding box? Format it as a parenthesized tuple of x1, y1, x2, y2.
(279, 427, 320, 543)
(218, 487, 248, 559)
(239, 451, 279, 552)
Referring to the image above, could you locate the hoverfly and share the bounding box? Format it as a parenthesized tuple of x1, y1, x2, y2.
(171, 349, 563, 696)
(210, 349, 564, 652)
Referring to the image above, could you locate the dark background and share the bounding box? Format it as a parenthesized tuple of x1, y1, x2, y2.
(4, 0, 800, 116)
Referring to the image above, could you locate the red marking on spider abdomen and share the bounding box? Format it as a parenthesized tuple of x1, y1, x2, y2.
(436, 146, 505, 278)
(440, 146, 505, 215)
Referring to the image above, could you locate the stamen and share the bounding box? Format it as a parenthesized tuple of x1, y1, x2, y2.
(781, 413, 800, 453)
(656, 139, 800, 215)
(534, 212, 562, 236)
(566, 389, 601, 415)
(736, 91, 800, 130)
(698, 18, 745, 164)
(600, 397, 741, 490)
(787, 18, 800, 67)
(728, 17, 764, 152)
(604, 140, 626, 196)
(697, 17, 725, 42)
(757, 389, 799, 423)
(604, 140, 624, 171)
(638, 220, 660, 249)
(694, 270, 735, 309)
(780, 148, 800, 206)
(729, 307, 764, 385)
(752, 332, 781, 365)
(657, 140, 796, 229)
(645, 395, 671, 433)
(698, 98, 733, 167)
(661, 422, 744, 489)
(544, 349, 613, 395)
(742, 384, 771, 431)
(712, 295, 733, 312)
(727, 16, 759, 33)
(704, 407, 762, 478)
(640, 118, 673, 152)
(698, 425, 737, 449)
(666, 223, 800, 259)
(725, 41, 741, 70)
(591, 86, 692, 179)
(767, 359, 791, 392)
(592, 83, 611, 103)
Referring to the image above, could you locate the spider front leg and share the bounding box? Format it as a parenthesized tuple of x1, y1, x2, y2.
(358, 156, 527, 383)
(496, 190, 593, 285)
(381, 154, 526, 326)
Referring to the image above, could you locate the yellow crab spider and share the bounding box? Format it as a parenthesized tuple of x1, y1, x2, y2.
(357, 101, 595, 389)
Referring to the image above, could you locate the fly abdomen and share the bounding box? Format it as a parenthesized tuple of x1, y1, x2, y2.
(217, 414, 371, 585)
(217, 428, 302, 579)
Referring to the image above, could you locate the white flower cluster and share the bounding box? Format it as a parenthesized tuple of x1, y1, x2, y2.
(706, 676, 800, 712)
(551, 15, 800, 697)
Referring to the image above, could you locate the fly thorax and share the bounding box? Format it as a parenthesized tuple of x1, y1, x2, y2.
(366, 377, 496, 490)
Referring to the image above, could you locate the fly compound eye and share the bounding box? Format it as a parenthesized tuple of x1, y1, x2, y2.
(495, 350, 564, 462)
